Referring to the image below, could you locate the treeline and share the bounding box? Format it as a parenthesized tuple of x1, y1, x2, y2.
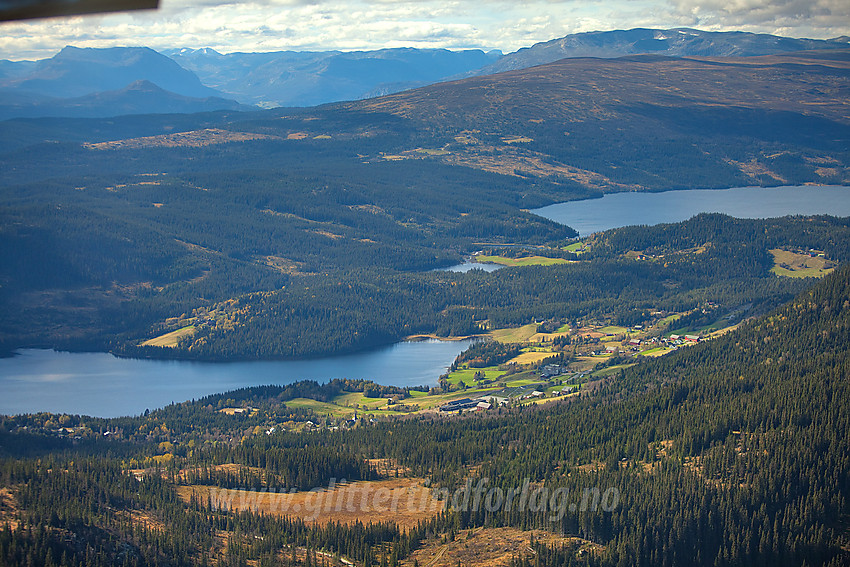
(194, 380, 420, 407)
(0, 456, 418, 567)
(2, 264, 850, 565)
(332, 265, 850, 566)
(154, 214, 845, 359)
(0, 141, 578, 354)
(184, 440, 375, 491)
(3, 138, 848, 361)
(451, 340, 522, 369)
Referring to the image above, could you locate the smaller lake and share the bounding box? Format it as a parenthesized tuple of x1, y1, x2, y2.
(438, 262, 503, 273)
(533, 185, 850, 236)
(0, 339, 474, 418)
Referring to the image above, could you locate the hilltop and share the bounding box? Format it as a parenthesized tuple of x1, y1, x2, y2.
(0, 50, 848, 359)
(1, 252, 849, 566)
(1, 28, 848, 118)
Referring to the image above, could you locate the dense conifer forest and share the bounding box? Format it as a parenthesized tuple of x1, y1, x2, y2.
(2, 50, 849, 358)
(2, 48, 850, 565)
(1, 264, 849, 565)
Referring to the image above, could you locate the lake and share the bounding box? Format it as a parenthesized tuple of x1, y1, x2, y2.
(0, 339, 474, 418)
(4, 184, 848, 418)
(438, 261, 503, 273)
(532, 185, 850, 236)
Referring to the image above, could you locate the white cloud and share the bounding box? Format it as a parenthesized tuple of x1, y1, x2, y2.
(666, 0, 849, 37)
(0, 0, 847, 61)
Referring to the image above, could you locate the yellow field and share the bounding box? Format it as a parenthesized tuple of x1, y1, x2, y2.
(769, 248, 834, 278)
(706, 323, 742, 338)
(599, 325, 628, 335)
(178, 478, 442, 529)
(509, 351, 554, 365)
(400, 527, 600, 567)
(638, 347, 672, 358)
(490, 323, 539, 343)
(141, 325, 195, 347)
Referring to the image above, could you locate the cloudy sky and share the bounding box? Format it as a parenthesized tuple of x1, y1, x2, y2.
(1, 0, 848, 60)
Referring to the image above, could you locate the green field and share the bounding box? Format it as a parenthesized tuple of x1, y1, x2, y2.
(657, 313, 684, 327)
(475, 255, 571, 267)
(639, 347, 672, 357)
(285, 398, 356, 418)
(599, 325, 628, 335)
(563, 242, 587, 254)
(590, 364, 637, 377)
(141, 325, 196, 348)
(449, 367, 505, 386)
(332, 392, 389, 410)
(506, 379, 541, 387)
(769, 248, 834, 278)
(770, 265, 833, 278)
(491, 323, 539, 343)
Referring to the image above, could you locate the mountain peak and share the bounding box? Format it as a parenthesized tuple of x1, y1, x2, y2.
(7, 45, 220, 99)
(123, 79, 165, 92)
(468, 28, 850, 77)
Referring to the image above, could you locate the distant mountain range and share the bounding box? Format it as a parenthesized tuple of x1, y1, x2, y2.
(467, 27, 850, 76)
(0, 80, 252, 120)
(4, 46, 219, 98)
(0, 46, 243, 119)
(1, 28, 848, 119)
(163, 47, 503, 107)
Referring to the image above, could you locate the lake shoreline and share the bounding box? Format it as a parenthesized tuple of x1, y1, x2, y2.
(532, 184, 850, 236)
(0, 340, 476, 417)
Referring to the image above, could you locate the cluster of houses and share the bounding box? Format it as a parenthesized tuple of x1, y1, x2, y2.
(589, 333, 702, 356)
(439, 381, 582, 412)
(666, 334, 701, 346)
(540, 363, 568, 379)
(196, 316, 218, 329)
(439, 397, 495, 412)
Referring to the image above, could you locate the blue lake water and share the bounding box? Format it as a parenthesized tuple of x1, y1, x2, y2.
(438, 261, 503, 273)
(532, 185, 850, 236)
(0, 340, 473, 417)
(3, 184, 848, 418)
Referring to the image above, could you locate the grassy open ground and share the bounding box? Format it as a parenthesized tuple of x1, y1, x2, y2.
(399, 526, 602, 567)
(490, 323, 538, 343)
(141, 325, 195, 347)
(475, 255, 572, 267)
(0, 488, 20, 531)
(563, 241, 587, 254)
(638, 347, 673, 357)
(177, 477, 441, 529)
(284, 398, 357, 418)
(769, 248, 834, 278)
(449, 368, 505, 386)
(509, 350, 555, 365)
(234, 309, 721, 421)
(657, 313, 684, 327)
(591, 364, 636, 377)
(598, 325, 628, 335)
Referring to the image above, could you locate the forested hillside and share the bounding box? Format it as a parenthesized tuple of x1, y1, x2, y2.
(1, 260, 848, 566)
(1, 50, 849, 358)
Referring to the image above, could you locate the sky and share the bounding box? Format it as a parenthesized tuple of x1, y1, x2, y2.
(1, 0, 848, 61)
